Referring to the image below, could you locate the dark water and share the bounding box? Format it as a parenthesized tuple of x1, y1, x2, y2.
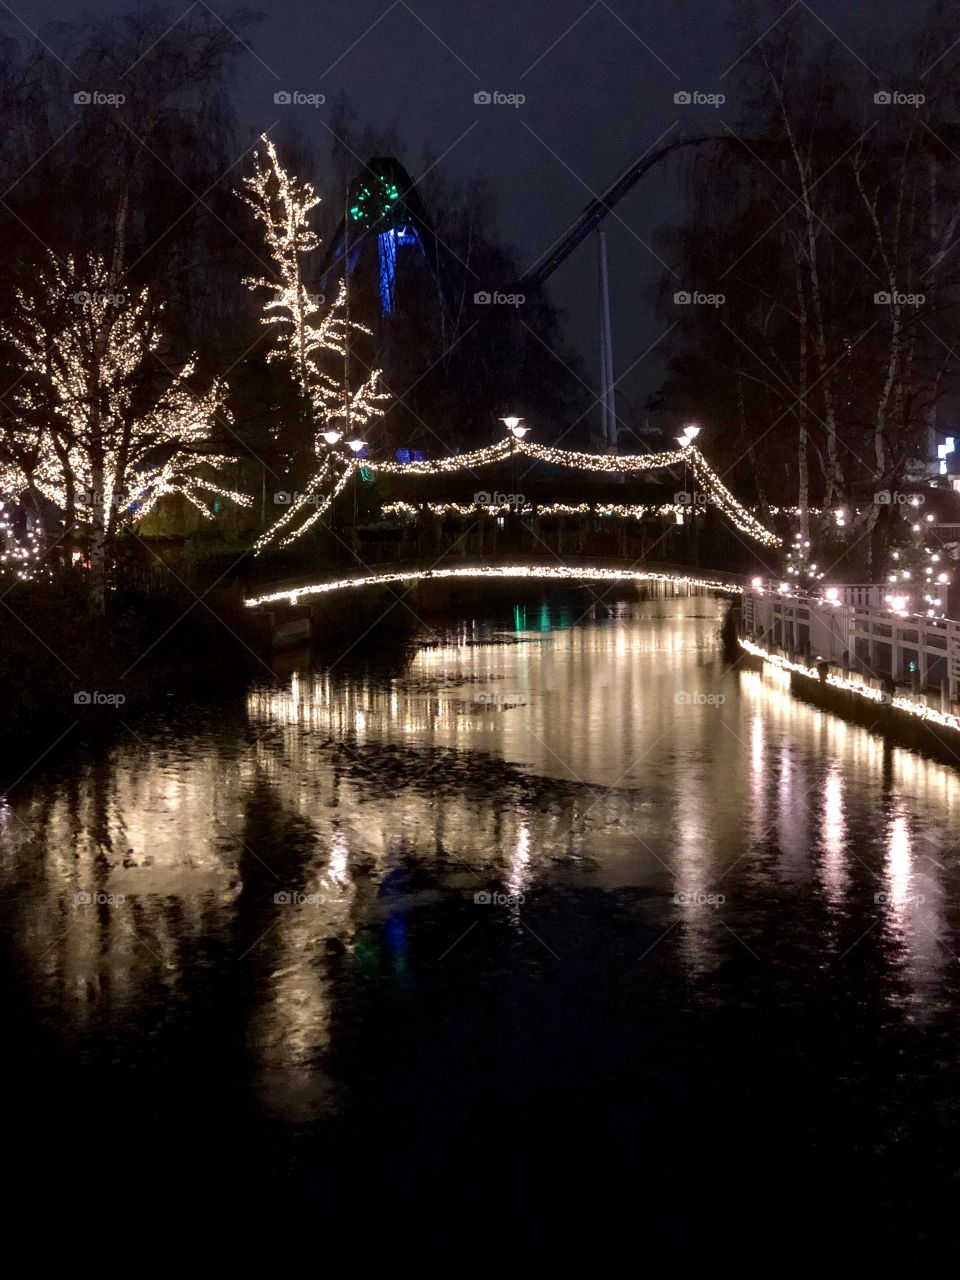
(3, 591, 960, 1269)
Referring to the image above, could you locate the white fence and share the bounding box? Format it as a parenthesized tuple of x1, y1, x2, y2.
(742, 587, 960, 709)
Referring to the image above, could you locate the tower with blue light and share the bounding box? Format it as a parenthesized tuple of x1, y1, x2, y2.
(320, 157, 446, 321)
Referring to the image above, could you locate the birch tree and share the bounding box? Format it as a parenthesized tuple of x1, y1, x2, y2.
(240, 136, 388, 551)
(2, 252, 247, 606)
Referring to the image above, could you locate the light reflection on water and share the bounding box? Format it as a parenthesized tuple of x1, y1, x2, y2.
(3, 593, 960, 1118)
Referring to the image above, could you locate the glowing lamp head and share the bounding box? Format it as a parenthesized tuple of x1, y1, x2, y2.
(682, 424, 701, 440)
(322, 429, 342, 446)
(346, 438, 365, 453)
(500, 416, 527, 438)
(751, 576, 763, 588)
(825, 586, 840, 601)
(676, 435, 692, 449)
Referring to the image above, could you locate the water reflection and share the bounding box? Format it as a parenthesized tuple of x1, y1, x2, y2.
(2, 594, 960, 1118)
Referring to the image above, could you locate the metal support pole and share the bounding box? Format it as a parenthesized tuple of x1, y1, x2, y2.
(598, 228, 616, 447)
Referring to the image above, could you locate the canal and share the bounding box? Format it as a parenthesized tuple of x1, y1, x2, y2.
(3, 589, 959, 1267)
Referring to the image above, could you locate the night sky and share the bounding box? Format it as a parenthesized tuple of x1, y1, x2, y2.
(17, 1, 916, 412)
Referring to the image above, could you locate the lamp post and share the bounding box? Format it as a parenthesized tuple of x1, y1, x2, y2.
(676, 425, 701, 564)
(319, 425, 344, 540)
(346, 437, 365, 528)
(500, 416, 528, 510)
(685, 425, 701, 564)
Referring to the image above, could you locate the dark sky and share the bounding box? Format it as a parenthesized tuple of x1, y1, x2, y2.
(18, 0, 915, 424)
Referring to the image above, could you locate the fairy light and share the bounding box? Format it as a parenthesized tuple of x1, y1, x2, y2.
(245, 563, 745, 609)
(379, 500, 703, 520)
(369, 439, 780, 548)
(0, 252, 248, 576)
(740, 637, 960, 734)
(242, 136, 389, 553)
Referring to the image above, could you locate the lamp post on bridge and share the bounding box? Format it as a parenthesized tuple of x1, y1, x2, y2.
(322, 423, 367, 533)
(500, 415, 529, 510)
(346, 436, 365, 529)
(676, 424, 702, 565)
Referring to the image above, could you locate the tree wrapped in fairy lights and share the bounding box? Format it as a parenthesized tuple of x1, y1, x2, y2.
(1, 252, 248, 603)
(884, 500, 950, 616)
(240, 136, 389, 552)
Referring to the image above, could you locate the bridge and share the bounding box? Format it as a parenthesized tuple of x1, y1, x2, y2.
(243, 438, 776, 634)
(245, 556, 749, 610)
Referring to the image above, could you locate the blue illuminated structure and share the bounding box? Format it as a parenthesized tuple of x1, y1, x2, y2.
(378, 225, 423, 313)
(378, 229, 397, 314)
(320, 158, 448, 320)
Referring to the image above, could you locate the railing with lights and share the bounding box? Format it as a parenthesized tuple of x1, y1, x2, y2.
(738, 637, 960, 735)
(254, 437, 780, 555)
(244, 563, 746, 610)
(743, 580, 960, 707)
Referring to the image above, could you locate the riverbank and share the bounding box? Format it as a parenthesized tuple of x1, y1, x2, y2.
(733, 634, 960, 768)
(0, 578, 268, 762)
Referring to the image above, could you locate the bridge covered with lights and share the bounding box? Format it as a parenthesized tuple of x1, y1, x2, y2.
(245, 434, 776, 613)
(244, 558, 749, 611)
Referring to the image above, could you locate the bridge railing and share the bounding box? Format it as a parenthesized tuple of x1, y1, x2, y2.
(251, 509, 753, 589)
(743, 588, 960, 708)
